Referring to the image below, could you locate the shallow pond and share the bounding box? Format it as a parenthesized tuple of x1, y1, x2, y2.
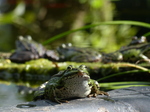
(0, 84, 33, 107)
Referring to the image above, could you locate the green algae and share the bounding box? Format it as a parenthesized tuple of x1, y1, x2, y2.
(0, 58, 149, 86)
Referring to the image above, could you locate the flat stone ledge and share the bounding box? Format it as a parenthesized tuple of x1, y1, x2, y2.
(1, 86, 150, 112)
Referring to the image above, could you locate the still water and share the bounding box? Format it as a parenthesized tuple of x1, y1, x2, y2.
(0, 84, 33, 107)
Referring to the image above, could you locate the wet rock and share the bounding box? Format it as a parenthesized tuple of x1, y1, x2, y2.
(1, 86, 150, 112)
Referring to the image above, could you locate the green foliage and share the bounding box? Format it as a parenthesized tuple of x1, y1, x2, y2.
(43, 20, 150, 52)
(90, 0, 103, 8)
(0, 0, 149, 52)
(66, 0, 138, 52)
(144, 32, 150, 37)
(43, 21, 150, 45)
(0, 2, 26, 24)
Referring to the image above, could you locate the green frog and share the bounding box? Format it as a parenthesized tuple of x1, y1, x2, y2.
(103, 36, 150, 63)
(34, 65, 108, 103)
(109, 42, 150, 63)
(119, 43, 150, 63)
(56, 43, 102, 62)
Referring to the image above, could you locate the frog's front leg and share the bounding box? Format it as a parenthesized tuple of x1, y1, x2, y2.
(88, 79, 109, 97)
(138, 47, 150, 63)
(139, 54, 150, 63)
(44, 85, 68, 103)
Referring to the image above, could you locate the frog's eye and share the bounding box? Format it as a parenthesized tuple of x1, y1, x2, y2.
(141, 36, 147, 42)
(67, 65, 73, 70)
(67, 43, 72, 47)
(61, 44, 66, 48)
(79, 65, 87, 70)
(132, 36, 138, 40)
(26, 35, 32, 40)
(18, 36, 24, 40)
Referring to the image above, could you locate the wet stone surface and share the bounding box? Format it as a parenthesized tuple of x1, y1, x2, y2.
(1, 86, 150, 112)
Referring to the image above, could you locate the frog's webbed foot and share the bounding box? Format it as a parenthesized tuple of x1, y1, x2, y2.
(54, 98, 69, 104)
(88, 91, 109, 97)
(97, 91, 109, 96)
(87, 93, 97, 97)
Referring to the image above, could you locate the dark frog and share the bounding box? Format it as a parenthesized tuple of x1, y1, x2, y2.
(9, 36, 59, 63)
(128, 36, 147, 46)
(57, 43, 102, 62)
(119, 36, 147, 51)
(34, 65, 109, 103)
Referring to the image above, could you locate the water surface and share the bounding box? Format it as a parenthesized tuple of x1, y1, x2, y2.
(0, 84, 32, 107)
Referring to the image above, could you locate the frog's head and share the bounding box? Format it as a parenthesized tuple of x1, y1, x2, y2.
(128, 36, 147, 46)
(16, 36, 32, 51)
(57, 43, 72, 54)
(61, 65, 90, 80)
(56, 43, 78, 61)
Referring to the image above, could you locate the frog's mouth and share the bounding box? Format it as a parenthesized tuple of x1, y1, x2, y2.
(63, 71, 90, 80)
(76, 71, 90, 80)
(77, 71, 89, 77)
(79, 73, 90, 80)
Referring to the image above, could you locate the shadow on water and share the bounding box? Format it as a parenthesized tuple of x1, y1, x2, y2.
(16, 104, 36, 108)
(0, 84, 33, 107)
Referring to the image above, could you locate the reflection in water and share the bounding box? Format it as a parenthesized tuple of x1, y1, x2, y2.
(0, 84, 33, 107)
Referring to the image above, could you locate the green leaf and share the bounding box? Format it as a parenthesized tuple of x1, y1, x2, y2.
(97, 69, 150, 81)
(101, 81, 150, 90)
